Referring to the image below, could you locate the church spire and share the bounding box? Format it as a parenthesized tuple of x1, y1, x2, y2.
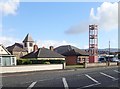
(23, 33, 34, 42)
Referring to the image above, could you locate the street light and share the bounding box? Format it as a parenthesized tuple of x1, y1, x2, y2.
(108, 40, 110, 66)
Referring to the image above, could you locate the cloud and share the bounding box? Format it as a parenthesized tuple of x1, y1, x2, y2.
(0, 0, 20, 16)
(90, 2, 118, 31)
(0, 36, 20, 47)
(65, 22, 89, 34)
(0, 0, 20, 45)
(36, 40, 77, 48)
(0, 36, 77, 48)
(66, 2, 118, 34)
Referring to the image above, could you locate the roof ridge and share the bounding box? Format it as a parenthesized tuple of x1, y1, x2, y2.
(0, 44, 11, 55)
(37, 48, 41, 57)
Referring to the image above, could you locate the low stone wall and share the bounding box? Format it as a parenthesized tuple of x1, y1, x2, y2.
(85, 63, 106, 68)
(109, 62, 118, 66)
(84, 62, 119, 68)
(0, 64, 64, 73)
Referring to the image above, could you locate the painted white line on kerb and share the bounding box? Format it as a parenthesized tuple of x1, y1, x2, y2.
(100, 72, 118, 81)
(114, 70, 120, 73)
(85, 74, 99, 83)
(62, 77, 69, 89)
(27, 81, 37, 89)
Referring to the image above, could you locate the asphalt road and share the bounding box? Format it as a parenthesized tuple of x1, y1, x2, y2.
(1, 66, 120, 89)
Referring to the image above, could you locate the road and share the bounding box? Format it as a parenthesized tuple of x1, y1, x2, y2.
(1, 66, 120, 89)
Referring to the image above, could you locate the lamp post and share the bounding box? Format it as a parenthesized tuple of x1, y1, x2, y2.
(108, 41, 110, 66)
(109, 41, 110, 58)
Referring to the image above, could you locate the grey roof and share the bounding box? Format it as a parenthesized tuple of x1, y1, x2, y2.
(23, 33, 34, 42)
(54, 45, 89, 56)
(21, 48, 65, 58)
(7, 43, 27, 52)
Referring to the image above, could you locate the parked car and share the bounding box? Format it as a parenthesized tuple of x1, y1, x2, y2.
(98, 57, 106, 62)
(110, 58, 120, 62)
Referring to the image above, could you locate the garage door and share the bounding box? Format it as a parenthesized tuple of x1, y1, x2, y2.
(2, 57, 11, 66)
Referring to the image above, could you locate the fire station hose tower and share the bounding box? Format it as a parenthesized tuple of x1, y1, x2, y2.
(89, 24, 98, 63)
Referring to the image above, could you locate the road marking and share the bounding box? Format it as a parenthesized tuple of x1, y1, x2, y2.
(80, 83, 101, 89)
(85, 74, 99, 83)
(114, 70, 120, 73)
(62, 77, 69, 89)
(77, 74, 101, 89)
(27, 81, 37, 89)
(100, 72, 118, 81)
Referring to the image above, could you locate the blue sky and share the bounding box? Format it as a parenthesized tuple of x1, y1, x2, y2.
(1, 1, 118, 49)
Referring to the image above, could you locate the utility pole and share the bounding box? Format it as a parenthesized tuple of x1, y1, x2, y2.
(109, 40, 110, 57)
(108, 40, 110, 65)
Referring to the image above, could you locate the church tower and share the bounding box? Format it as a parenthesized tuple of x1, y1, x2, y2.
(23, 34, 35, 53)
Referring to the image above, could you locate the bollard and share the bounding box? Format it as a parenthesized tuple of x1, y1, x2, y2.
(106, 61, 110, 66)
(83, 62, 87, 68)
(62, 62, 66, 69)
(117, 62, 120, 66)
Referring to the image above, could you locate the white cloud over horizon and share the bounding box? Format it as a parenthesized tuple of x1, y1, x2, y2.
(0, 36, 77, 48)
(36, 40, 77, 48)
(0, 36, 20, 47)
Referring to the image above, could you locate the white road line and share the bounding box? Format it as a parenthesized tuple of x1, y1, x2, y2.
(100, 72, 118, 81)
(114, 70, 120, 73)
(80, 83, 101, 89)
(27, 81, 37, 89)
(85, 74, 99, 84)
(62, 77, 69, 89)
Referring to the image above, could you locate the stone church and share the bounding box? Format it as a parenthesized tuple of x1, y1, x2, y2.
(7, 34, 35, 59)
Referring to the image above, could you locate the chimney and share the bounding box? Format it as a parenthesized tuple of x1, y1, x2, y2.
(49, 46, 54, 51)
(33, 44, 38, 52)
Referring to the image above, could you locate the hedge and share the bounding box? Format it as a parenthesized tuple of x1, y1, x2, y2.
(17, 59, 65, 65)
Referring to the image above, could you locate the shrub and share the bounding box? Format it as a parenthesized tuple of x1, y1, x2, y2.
(22, 59, 32, 65)
(49, 60, 64, 64)
(44, 62, 50, 64)
(17, 59, 32, 65)
(17, 60, 22, 65)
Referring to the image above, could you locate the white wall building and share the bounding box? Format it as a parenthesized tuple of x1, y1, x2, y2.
(0, 44, 16, 66)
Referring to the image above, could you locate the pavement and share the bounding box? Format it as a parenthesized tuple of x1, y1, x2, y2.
(0, 66, 120, 89)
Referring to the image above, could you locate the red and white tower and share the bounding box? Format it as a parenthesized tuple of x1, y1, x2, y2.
(89, 24, 98, 63)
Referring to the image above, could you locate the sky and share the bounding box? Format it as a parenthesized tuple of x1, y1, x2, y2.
(0, 0, 118, 49)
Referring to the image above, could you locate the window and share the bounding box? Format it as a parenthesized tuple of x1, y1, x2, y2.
(29, 43, 33, 47)
(0, 57, 1, 64)
(77, 58, 81, 63)
(24, 43, 27, 47)
(12, 58, 15, 64)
